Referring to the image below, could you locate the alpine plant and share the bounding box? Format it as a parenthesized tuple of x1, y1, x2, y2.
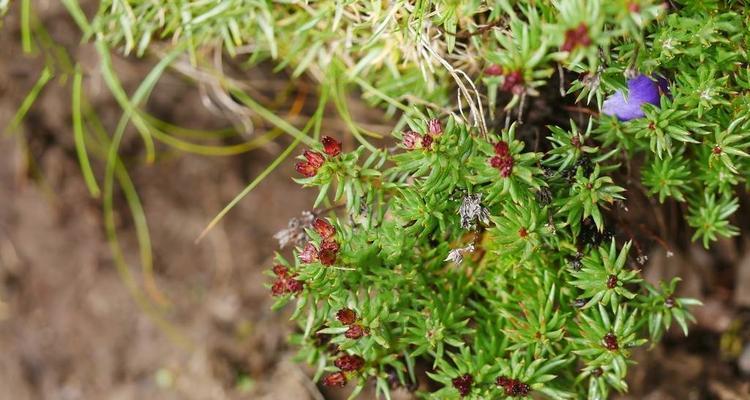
(256, 1, 750, 399)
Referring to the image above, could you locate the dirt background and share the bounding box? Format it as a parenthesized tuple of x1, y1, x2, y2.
(1, 2, 750, 400)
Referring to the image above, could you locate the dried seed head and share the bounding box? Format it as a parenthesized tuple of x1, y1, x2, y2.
(444, 244, 475, 265)
(451, 374, 473, 397)
(603, 332, 619, 351)
(334, 354, 365, 372)
(427, 118, 443, 136)
(299, 242, 319, 264)
(323, 372, 347, 388)
(336, 308, 357, 325)
(295, 161, 317, 177)
(313, 218, 336, 239)
(304, 150, 326, 168)
(321, 136, 342, 157)
(459, 194, 490, 230)
(274, 211, 315, 248)
(345, 324, 366, 339)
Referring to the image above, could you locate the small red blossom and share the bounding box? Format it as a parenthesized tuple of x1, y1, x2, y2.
(421, 134, 433, 149)
(603, 332, 619, 351)
(295, 161, 317, 177)
(336, 308, 357, 325)
(402, 130, 421, 149)
(286, 278, 304, 294)
(304, 150, 326, 168)
(485, 64, 504, 76)
(607, 274, 618, 289)
(561, 23, 592, 52)
(334, 354, 365, 372)
(428, 118, 443, 136)
(345, 324, 366, 339)
(713, 146, 722, 155)
(323, 372, 347, 388)
(502, 70, 524, 94)
(518, 227, 528, 238)
(496, 376, 531, 397)
(271, 280, 287, 296)
(321, 239, 340, 253)
(627, 1, 640, 12)
(322, 136, 342, 157)
(299, 242, 318, 264)
(494, 141, 510, 156)
(272, 264, 289, 278)
(451, 374, 473, 397)
(319, 248, 338, 266)
(313, 218, 336, 239)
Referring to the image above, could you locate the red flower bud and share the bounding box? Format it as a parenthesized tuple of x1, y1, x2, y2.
(295, 161, 317, 177)
(603, 332, 619, 351)
(421, 134, 433, 149)
(501, 70, 524, 93)
(427, 118, 443, 136)
(451, 374, 473, 397)
(336, 308, 357, 325)
(607, 274, 618, 289)
(485, 64, 504, 76)
(299, 242, 318, 264)
(494, 141, 510, 156)
(562, 23, 591, 52)
(318, 247, 338, 266)
(323, 372, 347, 388)
(304, 150, 326, 168)
(313, 218, 336, 239)
(345, 324, 366, 339)
(321, 136, 342, 157)
(272, 264, 289, 278)
(271, 279, 287, 296)
(402, 130, 421, 150)
(286, 278, 304, 294)
(334, 354, 365, 372)
(321, 239, 340, 253)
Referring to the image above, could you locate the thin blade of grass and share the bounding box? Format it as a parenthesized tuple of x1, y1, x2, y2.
(72, 66, 101, 197)
(4, 66, 53, 136)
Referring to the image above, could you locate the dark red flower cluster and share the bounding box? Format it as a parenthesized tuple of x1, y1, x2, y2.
(323, 371, 347, 388)
(402, 119, 443, 150)
(335, 307, 367, 339)
(496, 376, 531, 397)
(561, 22, 592, 52)
(336, 308, 357, 325)
(295, 136, 342, 177)
(334, 354, 365, 372)
(603, 332, 619, 351)
(452, 374, 473, 397)
(489, 140, 514, 177)
(502, 70, 524, 95)
(298, 218, 341, 266)
(270, 265, 304, 296)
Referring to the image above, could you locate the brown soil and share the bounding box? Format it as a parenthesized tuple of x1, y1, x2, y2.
(1, 3, 750, 400)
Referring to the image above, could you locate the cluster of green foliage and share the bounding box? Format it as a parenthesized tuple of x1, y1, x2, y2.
(7, 0, 750, 398)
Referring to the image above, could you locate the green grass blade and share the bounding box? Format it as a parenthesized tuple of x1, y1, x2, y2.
(60, 0, 92, 36)
(4, 66, 53, 136)
(72, 66, 101, 197)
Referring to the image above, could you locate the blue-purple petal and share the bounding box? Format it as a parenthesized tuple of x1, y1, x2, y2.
(601, 74, 669, 121)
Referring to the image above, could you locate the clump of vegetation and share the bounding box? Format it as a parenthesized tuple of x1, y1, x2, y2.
(7, 0, 750, 398)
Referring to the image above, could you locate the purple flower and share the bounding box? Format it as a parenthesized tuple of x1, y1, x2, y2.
(601, 75, 669, 121)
